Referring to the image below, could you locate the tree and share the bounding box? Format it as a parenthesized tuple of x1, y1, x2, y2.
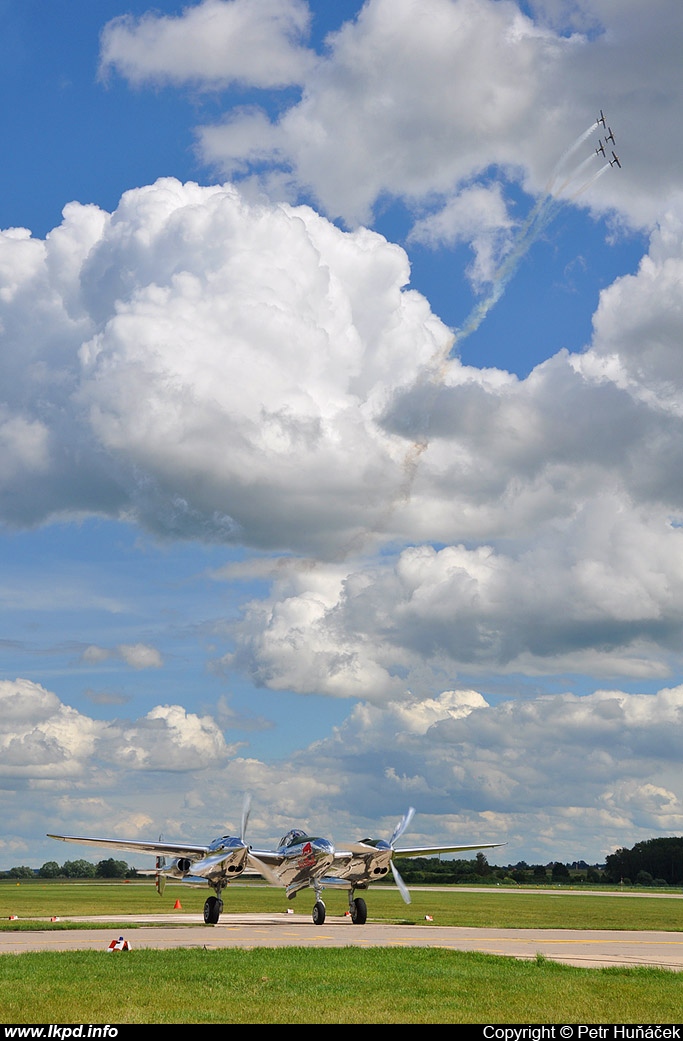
(8, 866, 35, 879)
(605, 837, 683, 886)
(62, 859, 96, 879)
(38, 861, 62, 878)
(95, 858, 129, 879)
(551, 862, 570, 881)
(475, 851, 491, 877)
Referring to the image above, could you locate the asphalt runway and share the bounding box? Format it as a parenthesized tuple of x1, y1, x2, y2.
(3, 914, 683, 970)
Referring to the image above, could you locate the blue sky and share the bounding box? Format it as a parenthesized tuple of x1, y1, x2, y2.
(2, 0, 683, 872)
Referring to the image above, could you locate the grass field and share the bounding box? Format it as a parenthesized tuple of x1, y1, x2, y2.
(0, 947, 681, 1024)
(1, 882, 681, 1023)
(2, 879, 682, 932)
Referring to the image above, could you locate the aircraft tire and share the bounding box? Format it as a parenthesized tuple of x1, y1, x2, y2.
(351, 897, 367, 925)
(312, 900, 326, 925)
(204, 896, 221, 925)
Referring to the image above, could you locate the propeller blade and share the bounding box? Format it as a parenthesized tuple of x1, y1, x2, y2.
(247, 853, 282, 888)
(155, 855, 166, 896)
(390, 860, 411, 904)
(241, 792, 251, 845)
(156, 834, 166, 896)
(390, 806, 415, 848)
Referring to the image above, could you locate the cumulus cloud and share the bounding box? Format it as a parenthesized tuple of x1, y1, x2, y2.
(221, 201, 683, 691)
(0, 178, 450, 551)
(14, 679, 683, 864)
(0, 679, 233, 786)
(99, 0, 313, 89)
(273, 684, 683, 860)
(178, 0, 683, 230)
(100, 704, 233, 771)
(0, 679, 103, 779)
(3, 173, 683, 685)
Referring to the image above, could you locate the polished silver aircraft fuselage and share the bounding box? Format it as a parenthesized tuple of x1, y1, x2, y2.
(255, 831, 336, 896)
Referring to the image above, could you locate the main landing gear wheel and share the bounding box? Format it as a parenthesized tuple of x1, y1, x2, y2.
(350, 897, 367, 925)
(312, 900, 326, 925)
(204, 895, 223, 925)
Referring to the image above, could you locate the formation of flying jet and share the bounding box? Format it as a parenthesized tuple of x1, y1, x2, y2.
(49, 805, 503, 926)
(610, 151, 621, 169)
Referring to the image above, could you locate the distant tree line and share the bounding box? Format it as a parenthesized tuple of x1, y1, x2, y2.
(603, 837, 683, 886)
(399, 840, 683, 886)
(0, 858, 137, 880)
(397, 853, 606, 885)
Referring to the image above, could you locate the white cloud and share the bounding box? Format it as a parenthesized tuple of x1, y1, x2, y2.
(579, 206, 683, 416)
(82, 643, 163, 669)
(99, 0, 313, 89)
(198, 0, 556, 225)
(103, 704, 232, 771)
(359, 209, 683, 679)
(0, 177, 451, 550)
(409, 184, 515, 287)
(181, 0, 683, 231)
(14, 679, 683, 865)
(0, 679, 103, 779)
(3, 177, 683, 682)
(0, 680, 233, 786)
(117, 644, 164, 669)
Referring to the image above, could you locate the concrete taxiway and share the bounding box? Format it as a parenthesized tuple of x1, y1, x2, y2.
(2, 914, 683, 970)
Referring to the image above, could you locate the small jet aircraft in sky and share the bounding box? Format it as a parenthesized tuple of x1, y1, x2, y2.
(605, 127, 616, 146)
(595, 140, 606, 158)
(49, 804, 503, 925)
(598, 109, 606, 127)
(610, 151, 622, 169)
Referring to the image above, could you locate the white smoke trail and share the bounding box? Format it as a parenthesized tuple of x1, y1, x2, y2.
(385, 118, 617, 525)
(448, 122, 610, 359)
(570, 162, 611, 199)
(553, 151, 597, 197)
(545, 121, 599, 194)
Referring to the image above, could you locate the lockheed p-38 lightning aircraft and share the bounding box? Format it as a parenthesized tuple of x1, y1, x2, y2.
(49, 805, 503, 926)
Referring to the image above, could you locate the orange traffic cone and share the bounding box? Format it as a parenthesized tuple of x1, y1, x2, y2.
(173, 899, 182, 909)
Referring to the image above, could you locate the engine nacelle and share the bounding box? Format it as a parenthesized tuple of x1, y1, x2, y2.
(168, 857, 192, 877)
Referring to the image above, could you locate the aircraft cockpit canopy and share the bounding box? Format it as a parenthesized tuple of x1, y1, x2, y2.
(279, 828, 308, 848)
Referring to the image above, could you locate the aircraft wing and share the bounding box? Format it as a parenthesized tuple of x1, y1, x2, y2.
(47, 833, 210, 859)
(333, 841, 505, 862)
(246, 847, 286, 866)
(393, 842, 505, 859)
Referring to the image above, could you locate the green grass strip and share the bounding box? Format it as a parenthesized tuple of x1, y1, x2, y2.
(0, 947, 680, 1024)
(2, 881, 682, 932)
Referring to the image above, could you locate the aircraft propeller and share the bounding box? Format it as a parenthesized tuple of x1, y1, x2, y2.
(239, 792, 284, 885)
(240, 791, 251, 845)
(348, 806, 416, 904)
(388, 807, 415, 904)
